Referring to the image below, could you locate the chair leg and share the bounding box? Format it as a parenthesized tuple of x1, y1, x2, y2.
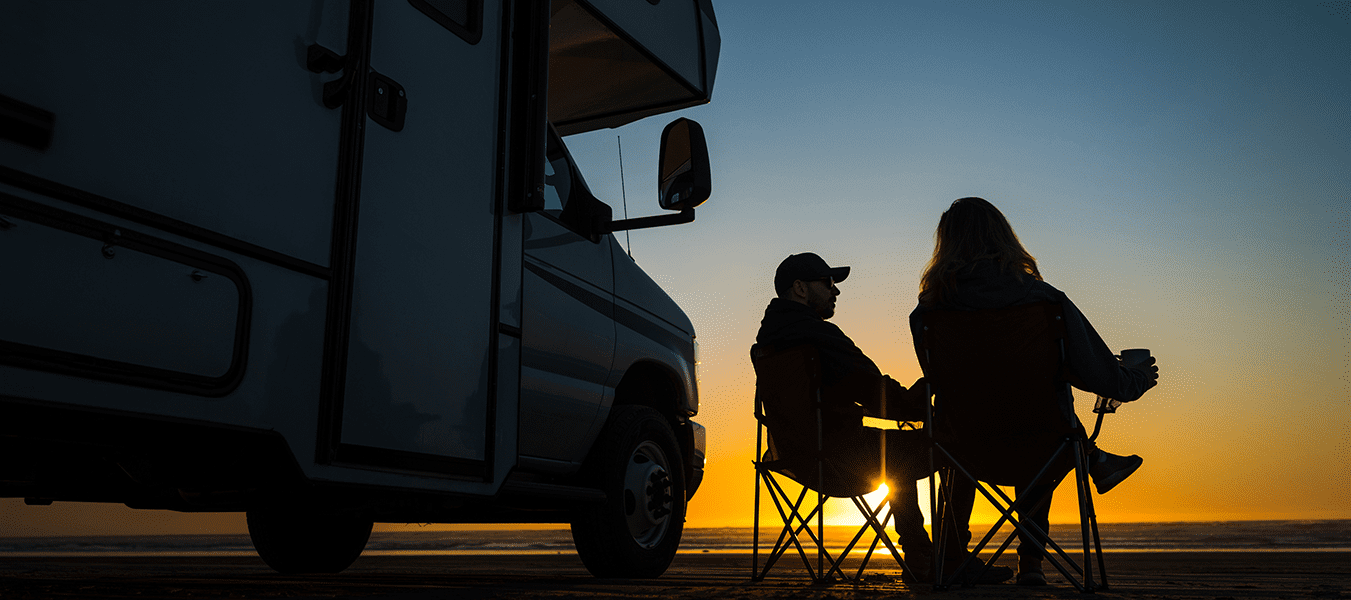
(833, 496, 910, 583)
(759, 474, 807, 578)
(762, 474, 845, 582)
(857, 497, 910, 582)
(1090, 500, 1109, 591)
(935, 443, 1087, 591)
(753, 466, 762, 581)
(929, 439, 1114, 593)
(1073, 441, 1110, 592)
(853, 528, 883, 581)
(934, 467, 969, 590)
(762, 477, 820, 580)
(817, 488, 825, 579)
(930, 464, 942, 588)
(1074, 442, 1095, 592)
(829, 498, 882, 581)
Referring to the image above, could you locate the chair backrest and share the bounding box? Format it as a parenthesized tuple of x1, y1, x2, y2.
(916, 301, 1076, 486)
(751, 343, 873, 497)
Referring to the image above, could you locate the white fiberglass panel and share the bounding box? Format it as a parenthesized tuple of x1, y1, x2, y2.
(0, 1, 347, 267)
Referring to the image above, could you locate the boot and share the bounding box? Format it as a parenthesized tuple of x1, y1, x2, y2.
(890, 505, 933, 583)
(1016, 553, 1047, 586)
(901, 545, 934, 584)
(1089, 449, 1143, 494)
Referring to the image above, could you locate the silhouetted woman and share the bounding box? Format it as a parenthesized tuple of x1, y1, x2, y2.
(908, 197, 1159, 586)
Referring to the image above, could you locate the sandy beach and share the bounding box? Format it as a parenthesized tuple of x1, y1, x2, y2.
(1, 551, 1347, 599)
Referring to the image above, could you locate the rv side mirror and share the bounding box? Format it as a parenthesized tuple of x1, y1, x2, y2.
(658, 118, 711, 211)
(606, 118, 710, 233)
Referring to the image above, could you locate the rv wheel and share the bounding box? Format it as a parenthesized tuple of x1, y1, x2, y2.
(246, 508, 373, 574)
(571, 405, 686, 578)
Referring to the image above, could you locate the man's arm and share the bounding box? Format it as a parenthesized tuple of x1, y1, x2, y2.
(820, 367, 879, 420)
(884, 376, 929, 421)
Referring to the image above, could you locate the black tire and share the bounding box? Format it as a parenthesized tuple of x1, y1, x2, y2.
(570, 405, 686, 578)
(246, 508, 373, 574)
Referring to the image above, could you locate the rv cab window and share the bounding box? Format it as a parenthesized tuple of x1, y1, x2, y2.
(541, 125, 608, 240)
(543, 151, 570, 213)
(543, 126, 575, 215)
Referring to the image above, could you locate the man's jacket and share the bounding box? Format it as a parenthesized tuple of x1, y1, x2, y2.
(756, 298, 926, 430)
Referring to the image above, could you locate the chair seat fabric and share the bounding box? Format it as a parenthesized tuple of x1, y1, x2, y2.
(754, 343, 877, 497)
(751, 342, 920, 584)
(921, 302, 1078, 486)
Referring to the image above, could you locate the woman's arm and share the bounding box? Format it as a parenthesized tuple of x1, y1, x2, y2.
(1059, 294, 1154, 402)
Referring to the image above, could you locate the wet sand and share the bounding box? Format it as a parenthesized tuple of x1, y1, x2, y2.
(0, 551, 1347, 599)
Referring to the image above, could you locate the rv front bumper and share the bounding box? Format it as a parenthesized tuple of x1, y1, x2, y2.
(683, 420, 705, 500)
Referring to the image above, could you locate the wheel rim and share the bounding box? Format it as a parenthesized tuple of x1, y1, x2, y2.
(623, 440, 674, 549)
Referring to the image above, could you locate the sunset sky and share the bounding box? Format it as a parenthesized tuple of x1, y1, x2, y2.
(579, 0, 1350, 527)
(3, 0, 1347, 536)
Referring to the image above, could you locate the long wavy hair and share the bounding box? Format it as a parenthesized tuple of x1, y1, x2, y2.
(918, 197, 1042, 306)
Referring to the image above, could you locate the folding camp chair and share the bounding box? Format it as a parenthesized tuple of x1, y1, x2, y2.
(750, 343, 922, 584)
(916, 301, 1115, 592)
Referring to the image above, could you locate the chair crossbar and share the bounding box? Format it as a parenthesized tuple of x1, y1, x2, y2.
(819, 495, 895, 581)
(845, 495, 914, 582)
(918, 303, 1114, 593)
(932, 439, 1105, 592)
(755, 464, 918, 583)
(943, 442, 1084, 572)
(751, 342, 919, 585)
(758, 468, 835, 580)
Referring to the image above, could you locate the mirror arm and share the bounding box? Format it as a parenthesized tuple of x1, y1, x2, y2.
(605, 208, 695, 233)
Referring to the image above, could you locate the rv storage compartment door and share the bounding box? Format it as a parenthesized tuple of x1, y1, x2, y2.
(0, 201, 246, 393)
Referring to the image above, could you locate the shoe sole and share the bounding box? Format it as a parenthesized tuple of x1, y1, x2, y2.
(1094, 456, 1143, 494)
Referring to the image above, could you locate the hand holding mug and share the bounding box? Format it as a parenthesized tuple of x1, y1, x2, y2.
(1119, 348, 1159, 389)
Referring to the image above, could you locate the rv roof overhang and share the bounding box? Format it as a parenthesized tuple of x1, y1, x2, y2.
(548, 0, 720, 136)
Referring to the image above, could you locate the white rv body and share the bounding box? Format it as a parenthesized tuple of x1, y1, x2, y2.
(0, 0, 718, 577)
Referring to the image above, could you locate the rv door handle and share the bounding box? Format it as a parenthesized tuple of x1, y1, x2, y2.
(306, 44, 344, 74)
(306, 44, 350, 109)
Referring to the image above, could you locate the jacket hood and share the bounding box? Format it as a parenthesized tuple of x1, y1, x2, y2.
(945, 260, 1040, 310)
(756, 298, 823, 344)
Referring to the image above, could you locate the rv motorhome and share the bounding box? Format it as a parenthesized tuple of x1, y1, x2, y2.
(0, 0, 719, 578)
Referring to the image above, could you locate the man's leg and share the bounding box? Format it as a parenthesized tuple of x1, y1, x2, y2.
(882, 430, 934, 579)
(888, 474, 931, 551)
(938, 470, 975, 561)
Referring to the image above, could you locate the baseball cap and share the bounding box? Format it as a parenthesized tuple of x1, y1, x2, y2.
(774, 253, 850, 295)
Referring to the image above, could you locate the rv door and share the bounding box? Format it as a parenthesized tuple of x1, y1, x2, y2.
(324, 0, 516, 480)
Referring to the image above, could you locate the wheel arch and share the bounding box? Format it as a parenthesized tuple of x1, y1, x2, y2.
(609, 359, 703, 499)
(611, 359, 685, 424)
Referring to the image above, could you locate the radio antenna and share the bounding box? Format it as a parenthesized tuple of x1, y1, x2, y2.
(618, 135, 632, 258)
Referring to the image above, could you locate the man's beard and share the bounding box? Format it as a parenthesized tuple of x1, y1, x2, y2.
(808, 289, 835, 319)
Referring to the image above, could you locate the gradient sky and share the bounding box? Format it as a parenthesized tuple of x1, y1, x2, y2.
(577, 0, 1351, 527)
(3, 0, 1347, 536)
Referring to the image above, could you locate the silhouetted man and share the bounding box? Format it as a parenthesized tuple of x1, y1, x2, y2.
(756, 253, 1012, 582)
